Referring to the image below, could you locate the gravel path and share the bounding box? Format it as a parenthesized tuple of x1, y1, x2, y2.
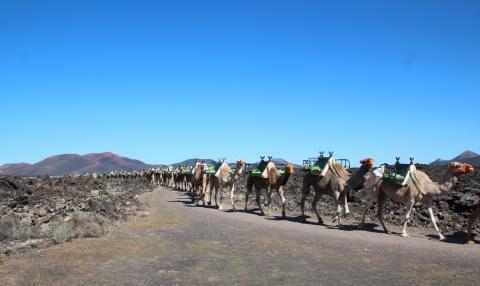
(0, 187, 479, 286)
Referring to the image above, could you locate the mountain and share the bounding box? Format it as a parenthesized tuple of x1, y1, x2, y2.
(170, 158, 301, 168)
(0, 152, 152, 176)
(252, 158, 301, 168)
(171, 158, 216, 167)
(430, 150, 480, 166)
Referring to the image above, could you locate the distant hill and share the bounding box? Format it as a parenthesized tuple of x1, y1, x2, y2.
(171, 159, 216, 167)
(170, 158, 301, 168)
(430, 150, 480, 166)
(252, 158, 301, 168)
(0, 152, 152, 176)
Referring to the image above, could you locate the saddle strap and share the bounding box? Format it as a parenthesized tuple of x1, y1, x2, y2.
(410, 171, 426, 196)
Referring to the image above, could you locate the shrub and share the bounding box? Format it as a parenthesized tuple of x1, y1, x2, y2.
(49, 212, 108, 244)
(0, 215, 36, 241)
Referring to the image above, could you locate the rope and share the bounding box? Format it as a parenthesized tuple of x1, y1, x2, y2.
(410, 171, 426, 196)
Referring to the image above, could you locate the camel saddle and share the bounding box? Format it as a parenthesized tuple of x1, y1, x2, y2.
(202, 161, 224, 175)
(303, 156, 332, 175)
(251, 159, 286, 177)
(202, 165, 217, 175)
(382, 163, 415, 186)
(251, 159, 270, 177)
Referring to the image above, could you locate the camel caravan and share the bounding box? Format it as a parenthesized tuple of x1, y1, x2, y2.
(154, 152, 477, 243)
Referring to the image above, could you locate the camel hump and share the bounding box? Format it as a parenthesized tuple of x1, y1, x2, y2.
(332, 163, 349, 181)
(218, 165, 231, 179)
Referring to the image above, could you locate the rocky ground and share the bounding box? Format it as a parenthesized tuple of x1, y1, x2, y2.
(1, 164, 478, 261)
(0, 176, 152, 258)
(2, 188, 478, 286)
(236, 165, 480, 233)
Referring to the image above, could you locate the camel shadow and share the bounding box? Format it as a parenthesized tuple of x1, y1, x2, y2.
(267, 215, 326, 226)
(426, 232, 472, 244)
(168, 199, 194, 205)
(331, 223, 399, 235)
(169, 195, 221, 209)
(235, 208, 270, 217)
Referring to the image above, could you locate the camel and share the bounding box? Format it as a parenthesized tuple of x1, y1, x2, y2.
(209, 160, 246, 210)
(346, 158, 375, 195)
(466, 204, 480, 244)
(173, 169, 182, 189)
(300, 154, 350, 225)
(173, 166, 191, 191)
(245, 161, 295, 217)
(358, 161, 474, 240)
(162, 169, 173, 187)
(190, 162, 209, 205)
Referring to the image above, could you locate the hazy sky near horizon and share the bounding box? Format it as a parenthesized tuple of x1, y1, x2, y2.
(1, 0, 479, 166)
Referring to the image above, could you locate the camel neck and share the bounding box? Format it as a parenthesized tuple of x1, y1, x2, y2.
(230, 167, 243, 181)
(277, 172, 291, 186)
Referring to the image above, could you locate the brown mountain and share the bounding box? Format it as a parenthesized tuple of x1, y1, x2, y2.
(0, 152, 151, 176)
(430, 150, 480, 166)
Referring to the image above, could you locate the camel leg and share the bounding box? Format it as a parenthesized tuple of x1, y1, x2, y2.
(213, 183, 219, 209)
(332, 192, 343, 226)
(267, 187, 273, 217)
(427, 205, 445, 241)
(230, 183, 236, 211)
(358, 197, 376, 229)
(218, 184, 223, 210)
(278, 186, 287, 218)
(300, 180, 311, 218)
(214, 184, 218, 208)
(204, 180, 210, 206)
(198, 186, 203, 205)
(245, 178, 253, 212)
(343, 191, 350, 216)
(377, 193, 389, 234)
(256, 187, 265, 216)
(202, 185, 207, 206)
(198, 186, 204, 206)
(244, 188, 250, 212)
(466, 205, 480, 244)
(311, 189, 323, 224)
(401, 200, 415, 238)
(194, 185, 200, 206)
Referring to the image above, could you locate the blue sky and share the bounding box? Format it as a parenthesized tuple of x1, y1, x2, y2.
(1, 0, 479, 166)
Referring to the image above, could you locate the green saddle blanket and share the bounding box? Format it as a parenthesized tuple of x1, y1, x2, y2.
(251, 168, 285, 177)
(304, 157, 331, 174)
(250, 159, 270, 177)
(383, 164, 412, 185)
(203, 166, 217, 174)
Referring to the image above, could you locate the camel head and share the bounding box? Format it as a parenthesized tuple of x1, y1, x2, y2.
(285, 164, 295, 174)
(236, 160, 246, 168)
(231, 160, 246, 176)
(448, 162, 474, 176)
(360, 158, 375, 169)
(436, 162, 474, 192)
(192, 162, 204, 174)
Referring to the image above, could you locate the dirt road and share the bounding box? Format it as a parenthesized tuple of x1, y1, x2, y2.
(1, 187, 479, 286)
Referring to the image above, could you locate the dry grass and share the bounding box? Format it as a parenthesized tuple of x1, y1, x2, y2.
(50, 212, 109, 244)
(0, 215, 36, 241)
